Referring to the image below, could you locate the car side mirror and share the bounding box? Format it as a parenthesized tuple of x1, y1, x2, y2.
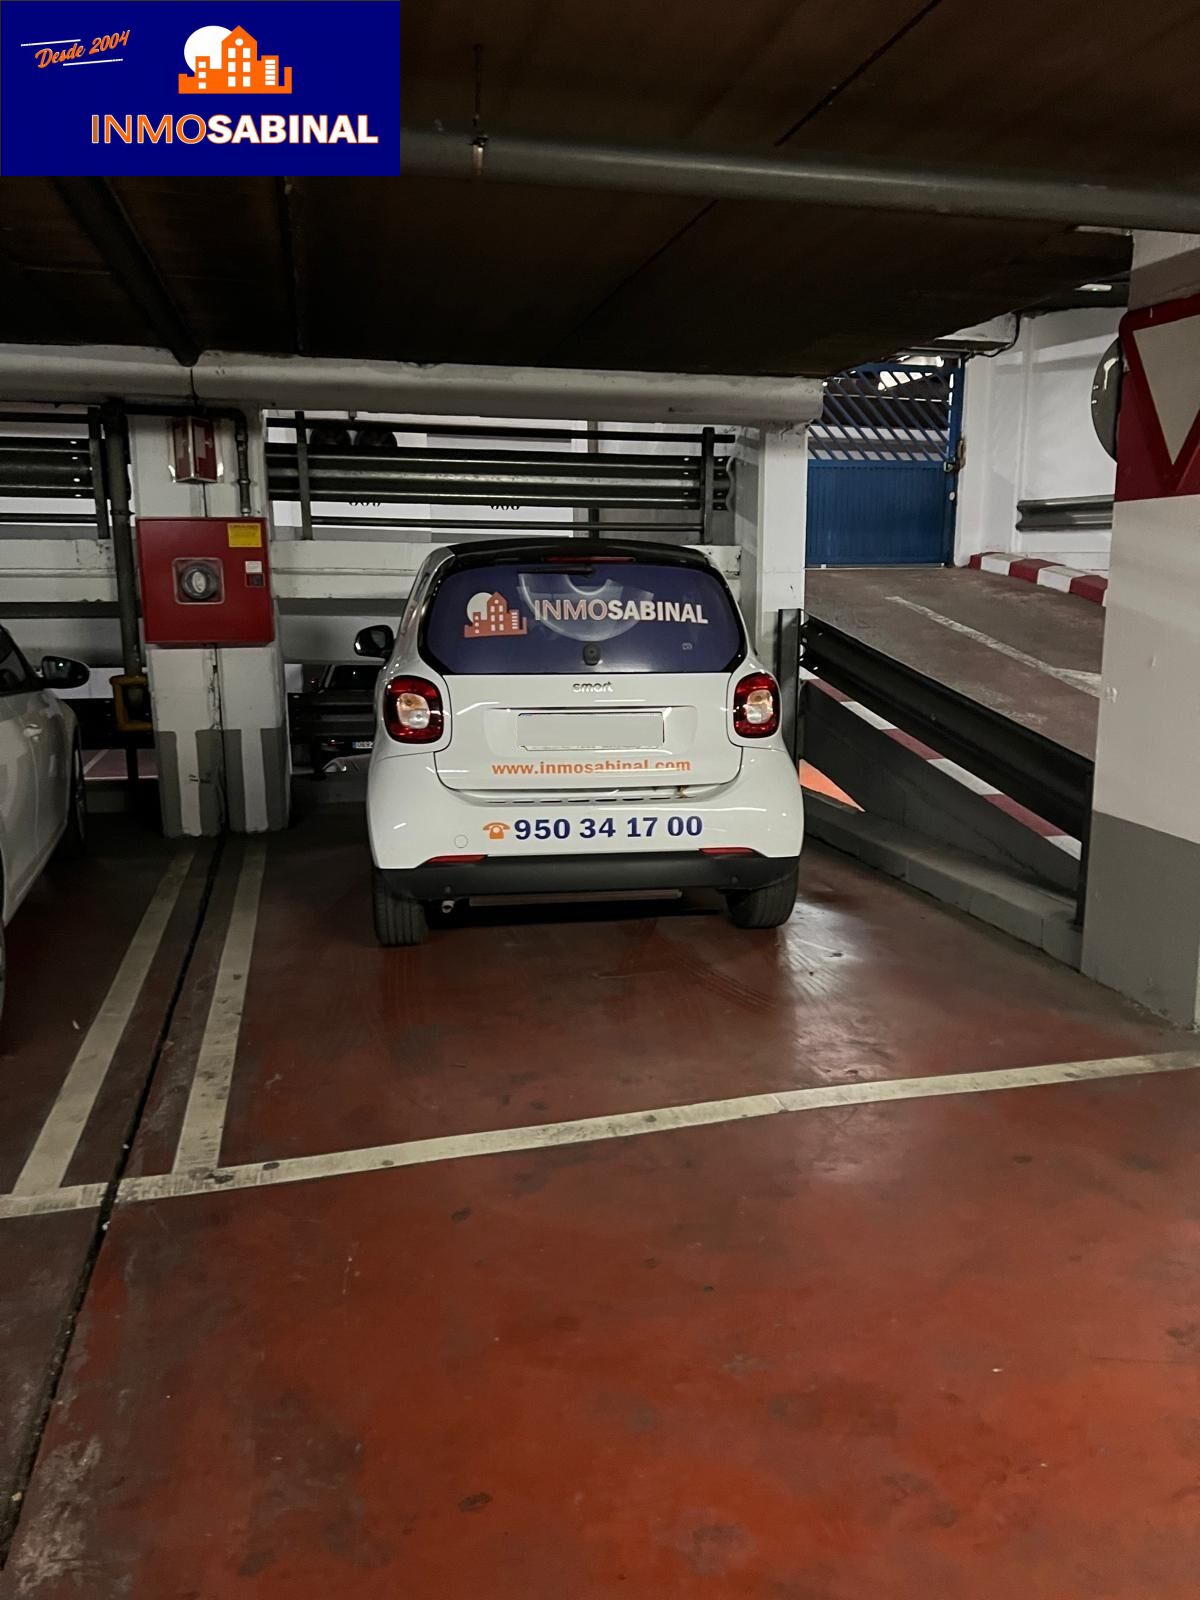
(354, 625, 395, 660)
(40, 655, 90, 689)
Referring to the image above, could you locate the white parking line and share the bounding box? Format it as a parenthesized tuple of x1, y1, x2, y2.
(170, 842, 267, 1175)
(3, 1048, 1197, 1220)
(82, 750, 109, 775)
(11, 852, 195, 1196)
(0, 1182, 107, 1220)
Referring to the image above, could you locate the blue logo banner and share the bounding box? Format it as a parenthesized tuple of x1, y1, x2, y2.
(0, 0, 399, 174)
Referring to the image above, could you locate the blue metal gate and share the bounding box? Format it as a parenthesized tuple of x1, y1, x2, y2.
(807, 360, 963, 566)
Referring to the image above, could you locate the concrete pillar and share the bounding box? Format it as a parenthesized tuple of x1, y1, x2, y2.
(128, 413, 290, 837)
(733, 424, 808, 664)
(1082, 233, 1200, 1022)
(954, 329, 1026, 566)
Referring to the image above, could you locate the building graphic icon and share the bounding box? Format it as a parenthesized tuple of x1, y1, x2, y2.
(179, 26, 293, 95)
(464, 592, 528, 638)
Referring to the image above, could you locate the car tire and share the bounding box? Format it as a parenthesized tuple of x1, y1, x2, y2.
(372, 869, 428, 946)
(56, 743, 87, 860)
(726, 866, 798, 930)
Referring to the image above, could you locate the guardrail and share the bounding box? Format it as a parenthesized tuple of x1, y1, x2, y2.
(1016, 495, 1113, 533)
(801, 615, 1094, 917)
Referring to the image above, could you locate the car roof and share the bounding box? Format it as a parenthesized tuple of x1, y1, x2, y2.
(442, 537, 714, 568)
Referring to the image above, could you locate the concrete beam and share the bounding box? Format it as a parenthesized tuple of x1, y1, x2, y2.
(0, 346, 823, 425)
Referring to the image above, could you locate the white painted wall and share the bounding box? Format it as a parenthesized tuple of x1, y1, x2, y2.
(955, 309, 1120, 571)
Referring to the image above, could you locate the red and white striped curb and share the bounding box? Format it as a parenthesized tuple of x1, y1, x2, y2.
(968, 552, 1108, 606)
(801, 669, 1082, 859)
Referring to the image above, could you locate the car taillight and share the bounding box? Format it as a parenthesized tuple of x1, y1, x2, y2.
(732, 671, 780, 738)
(383, 675, 444, 743)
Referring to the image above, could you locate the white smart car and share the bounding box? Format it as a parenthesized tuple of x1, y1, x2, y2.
(0, 627, 89, 1020)
(356, 539, 803, 946)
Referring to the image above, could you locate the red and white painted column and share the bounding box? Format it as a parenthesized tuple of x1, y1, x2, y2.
(1082, 233, 1200, 1023)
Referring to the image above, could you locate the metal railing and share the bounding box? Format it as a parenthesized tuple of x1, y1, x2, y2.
(1016, 495, 1114, 533)
(0, 416, 735, 543)
(265, 417, 732, 539)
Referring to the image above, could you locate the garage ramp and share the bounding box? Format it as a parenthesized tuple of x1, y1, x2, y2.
(799, 565, 1104, 959)
(804, 565, 1103, 760)
(4, 806, 1200, 1597)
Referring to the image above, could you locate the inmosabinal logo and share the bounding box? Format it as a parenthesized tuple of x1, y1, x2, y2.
(178, 23, 292, 94)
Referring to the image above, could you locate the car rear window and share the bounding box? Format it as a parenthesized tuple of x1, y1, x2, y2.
(423, 559, 744, 675)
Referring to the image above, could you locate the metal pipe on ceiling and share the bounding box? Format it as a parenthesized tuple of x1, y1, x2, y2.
(402, 127, 1200, 234)
(0, 347, 824, 424)
(0, 346, 192, 402)
(198, 354, 824, 424)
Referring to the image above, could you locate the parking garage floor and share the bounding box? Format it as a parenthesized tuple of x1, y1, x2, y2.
(4, 805, 1200, 1598)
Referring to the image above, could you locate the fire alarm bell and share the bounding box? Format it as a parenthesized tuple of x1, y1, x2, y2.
(137, 517, 274, 646)
(175, 557, 224, 604)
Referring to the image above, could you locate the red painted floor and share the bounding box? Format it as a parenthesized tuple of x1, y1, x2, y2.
(0, 821, 192, 1191)
(204, 812, 1172, 1169)
(0, 822, 208, 1516)
(3, 807, 1198, 1596)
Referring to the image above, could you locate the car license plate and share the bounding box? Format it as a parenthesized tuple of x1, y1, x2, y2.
(352, 739, 373, 751)
(482, 814, 704, 845)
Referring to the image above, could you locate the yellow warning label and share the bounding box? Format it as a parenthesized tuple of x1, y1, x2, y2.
(227, 521, 263, 548)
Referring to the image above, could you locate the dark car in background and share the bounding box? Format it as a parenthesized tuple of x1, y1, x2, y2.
(289, 662, 380, 775)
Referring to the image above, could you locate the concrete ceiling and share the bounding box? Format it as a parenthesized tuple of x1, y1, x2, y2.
(0, 0, 1190, 378)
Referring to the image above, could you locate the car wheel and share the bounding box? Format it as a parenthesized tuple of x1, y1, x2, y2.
(56, 743, 87, 860)
(726, 866, 798, 930)
(372, 868, 428, 946)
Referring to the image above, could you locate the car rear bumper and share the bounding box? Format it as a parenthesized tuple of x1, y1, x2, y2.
(382, 851, 799, 901)
(368, 745, 804, 870)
